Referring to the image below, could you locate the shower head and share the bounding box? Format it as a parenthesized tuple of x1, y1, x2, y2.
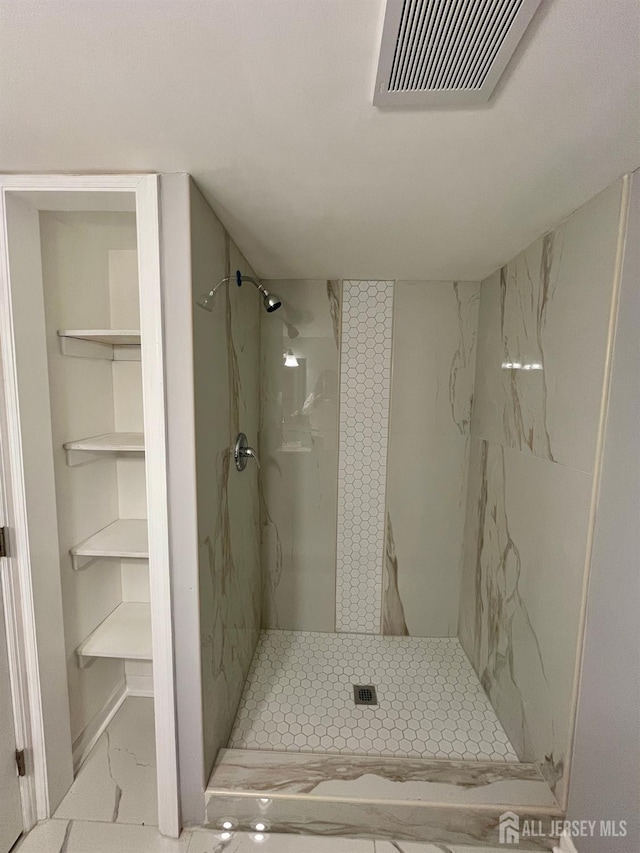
(263, 291, 282, 313)
(196, 273, 282, 314)
(241, 275, 282, 313)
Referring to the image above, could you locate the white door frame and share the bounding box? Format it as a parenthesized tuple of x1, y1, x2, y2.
(0, 174, 179, 837)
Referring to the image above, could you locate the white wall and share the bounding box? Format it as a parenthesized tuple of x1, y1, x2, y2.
(566, 172, 639, 852)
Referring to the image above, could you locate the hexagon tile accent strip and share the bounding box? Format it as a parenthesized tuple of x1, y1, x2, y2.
(336, 280, 395, 633)
(228, 631, 518, 761)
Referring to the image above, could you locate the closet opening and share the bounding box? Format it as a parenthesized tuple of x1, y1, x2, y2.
(0, 178, 178, 839)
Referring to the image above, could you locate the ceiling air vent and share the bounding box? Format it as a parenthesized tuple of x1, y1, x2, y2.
(373, 0, 542, 107)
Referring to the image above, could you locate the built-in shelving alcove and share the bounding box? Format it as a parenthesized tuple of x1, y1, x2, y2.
(0, 176, 178, 839)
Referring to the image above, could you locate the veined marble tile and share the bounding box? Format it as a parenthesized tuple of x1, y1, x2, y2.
(459, 179, 626, 814)
(204, 795, 559, 850)
(459, 439, 593, 806)
(385, 433, 471, 637)
(188, 828, 373, 851)
(260, 280, 340, 632)
(16, 819, 190, 852)
(390, 282, 480, 437)
(54, 697, 157, 826)
(209, 749, 558, 808)
(15, 822, 542, 853)
(193, 215, 261, 776)
(471, 180, 623, 474)
(373, 844, 540, 853)
(384, 282, 479, 637)
(14, 820, 71, 853)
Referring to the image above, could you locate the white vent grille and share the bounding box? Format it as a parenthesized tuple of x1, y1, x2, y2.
(374, 0, 542, 107)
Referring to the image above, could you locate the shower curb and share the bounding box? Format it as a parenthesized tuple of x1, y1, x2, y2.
(205, 749, 563, 849)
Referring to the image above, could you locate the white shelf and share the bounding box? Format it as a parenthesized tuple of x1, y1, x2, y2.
(59, 330, 141, 345)
(58, 329, 141, 361)
(76, 602, 152, 668)
(70, 518, 148, 571)
(64, 432, 144, 466)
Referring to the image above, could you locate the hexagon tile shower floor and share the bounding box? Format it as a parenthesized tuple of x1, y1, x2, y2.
(228, 630, 517, 761)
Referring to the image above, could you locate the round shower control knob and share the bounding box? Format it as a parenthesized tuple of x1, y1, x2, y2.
(234, 432, 260, 472)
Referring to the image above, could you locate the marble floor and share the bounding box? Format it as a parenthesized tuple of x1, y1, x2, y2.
(13, 819, 558, 852)
(54, 696, 157, 826)
(228, 631, 517, 761)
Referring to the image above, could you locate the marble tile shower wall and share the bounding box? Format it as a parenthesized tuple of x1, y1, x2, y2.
(259, 278, 478, 636)
(458, 179, 626, 808)
(192, 185, 261, 776)
(384, 282, 480, 637)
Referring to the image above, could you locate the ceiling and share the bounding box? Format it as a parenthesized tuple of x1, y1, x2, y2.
(0, 0, 638, 280)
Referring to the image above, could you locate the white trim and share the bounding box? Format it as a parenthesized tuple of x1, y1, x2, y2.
(72, 682, 127, 773)
(72, 681, 156, 773)
(0, 174, 180, 836)
(0, 175, 146, 191)
(125, 681, 155, 698)
(136, 174, 180, 837)
(159, 174, 207, 826)
(0, 187, 48, 826)
(0, 424, 38, 831)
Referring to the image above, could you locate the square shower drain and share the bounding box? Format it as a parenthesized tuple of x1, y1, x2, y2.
(353, 684, 378, 706)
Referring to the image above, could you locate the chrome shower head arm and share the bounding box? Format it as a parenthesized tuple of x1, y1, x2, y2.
(238, 274, 282, 313)
(197, 272, 281, 313)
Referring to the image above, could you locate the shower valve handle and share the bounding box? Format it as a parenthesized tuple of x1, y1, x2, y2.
(234, 432, 260, 472)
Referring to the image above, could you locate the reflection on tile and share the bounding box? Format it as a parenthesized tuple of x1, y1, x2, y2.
(336, 280, 395, 633)
(54, 697, 157, 826)
(385, 281, 480, 637)
(471, 180, 623, 473)
(15, 821, 552, 853)
(458, 179, 624, 811)
(189, 828, 373, 852)
(228, 631, 516, 761)
(204, 795, 558, 850)
(260, 280, 340, 631)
